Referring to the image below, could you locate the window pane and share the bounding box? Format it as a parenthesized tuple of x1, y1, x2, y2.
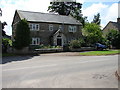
(59, 25, 62, 30)
(34, 40, 36, 45)
(36, 24, 39, 30)
(29, 24, 32, 30)
(33, 24, 35, 30)
(49, 24, 53, 31)
(37, 38, 39, 44)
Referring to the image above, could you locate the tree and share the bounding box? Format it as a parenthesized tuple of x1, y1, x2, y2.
(106, 29, 120, 48)
(48, 1, 89, 27)
(91, 13, 101, 25)
(2, 22, 7, 36)
(13, 19, 31, 50)
(48, 1, 82, 16)
(70, 7, 88, 27)
(48, 1, 87, 27)
(0, 8, 7, 36)
(83, 23, 103, 46)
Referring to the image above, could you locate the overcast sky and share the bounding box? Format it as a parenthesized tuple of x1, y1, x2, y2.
(0, 0, 119, 35)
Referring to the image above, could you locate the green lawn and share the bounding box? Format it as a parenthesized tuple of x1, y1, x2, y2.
(80, 50, 120, 56)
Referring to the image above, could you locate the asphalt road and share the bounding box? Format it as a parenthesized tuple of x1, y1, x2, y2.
(2, 53, 119, 88)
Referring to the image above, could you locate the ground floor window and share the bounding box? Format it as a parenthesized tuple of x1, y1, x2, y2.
(31, 37, 40, 45)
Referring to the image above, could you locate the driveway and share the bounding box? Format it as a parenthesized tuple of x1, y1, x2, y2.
(2, 53, 118, 88)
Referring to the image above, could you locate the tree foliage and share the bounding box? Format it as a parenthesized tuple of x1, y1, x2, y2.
(13, 19, 31, 50)
(48, 1, 82, 15)
(91, 13, 101, 25)
(106, 29, 120, 48)
(83, 23, 103, 46)
(2, 22, 7, 36)
(48, 1, 87, 27)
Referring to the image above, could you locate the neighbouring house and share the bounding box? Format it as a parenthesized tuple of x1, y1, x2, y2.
(102, 18, 120, 36)
(12, 10, 82, 46)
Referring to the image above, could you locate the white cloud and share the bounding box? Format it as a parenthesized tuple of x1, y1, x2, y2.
(82, 2, 118, 29)
(0, 0, 50, 35)
(103, 3, 118, 22)
(82, 3, 108, 22)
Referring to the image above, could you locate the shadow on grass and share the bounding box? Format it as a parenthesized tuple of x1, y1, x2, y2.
(1, 53, 39, 64)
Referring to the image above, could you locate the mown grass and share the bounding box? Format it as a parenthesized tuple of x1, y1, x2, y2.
(80, 50, 120, 56)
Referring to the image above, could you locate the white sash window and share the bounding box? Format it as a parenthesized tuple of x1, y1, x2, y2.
(31, 38, 40, 45)
(29, 23, 39, 31)
(68, 26, 77, 32)
(49, 24, 53, 31)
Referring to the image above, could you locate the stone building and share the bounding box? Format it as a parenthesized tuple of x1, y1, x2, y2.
(102, 18, 120, 36)
(12, 10, 82, 46)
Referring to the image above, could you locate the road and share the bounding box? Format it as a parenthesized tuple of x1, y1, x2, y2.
(2, 53, 119, 88)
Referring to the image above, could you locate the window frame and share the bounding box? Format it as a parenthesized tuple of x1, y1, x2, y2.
(29, 23, 39, 31)
(68, 25, 77, 32)
(31, 37, 40, 45)
(59, 25, 62, 30)
(49, 24, 53, 31)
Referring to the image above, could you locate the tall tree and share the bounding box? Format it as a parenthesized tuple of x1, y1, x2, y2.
(92, 13, 101, 25)
(0, 8, 7, 36)
(13, 19, 31, 50)
(48, 1, 88, 27)
(48, 1, 82, 16)
(2, 22, 7, 36)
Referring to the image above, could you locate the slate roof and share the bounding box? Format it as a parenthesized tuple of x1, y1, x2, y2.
(109, 21, 120, 30)
(17, 10, 82, 25)
(103, 21, 120, 31)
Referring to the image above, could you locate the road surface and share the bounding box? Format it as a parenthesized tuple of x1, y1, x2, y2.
(2, 53, 119, 88)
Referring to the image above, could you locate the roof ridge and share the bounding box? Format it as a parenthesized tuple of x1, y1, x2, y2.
(15, 9, 82, 25)
(17, 10, 70, 17)
(109, 21, 116, 23)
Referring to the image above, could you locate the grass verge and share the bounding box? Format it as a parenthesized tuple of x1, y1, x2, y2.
(80, 50, 120, 56)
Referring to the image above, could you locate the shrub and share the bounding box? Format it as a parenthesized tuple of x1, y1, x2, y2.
(106, 29, 120, 49)
(2, 38, 11, 53)
(13, 19, 31, 50)
(69, 40, 81, 49)
(79, 37, 85, 47)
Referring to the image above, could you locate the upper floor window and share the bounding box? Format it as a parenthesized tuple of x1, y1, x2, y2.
(68, 26, 77, 32)
(29, 23, 39, 31)
(49, 24, 53, 31)
(59, 25, 62, 30)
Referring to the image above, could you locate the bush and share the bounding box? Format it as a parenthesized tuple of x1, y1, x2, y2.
(13, 19, 31, 50)
(69, 40, 81, 49)
(106, 29, 120, 49)
(2, 38, 11, 53)
(79, 38, 85, 47)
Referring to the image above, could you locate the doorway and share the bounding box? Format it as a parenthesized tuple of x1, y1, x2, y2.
(57, 35, 62, 46)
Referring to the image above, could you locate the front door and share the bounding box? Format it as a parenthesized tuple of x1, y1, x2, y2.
(57, 38, 62, 46)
